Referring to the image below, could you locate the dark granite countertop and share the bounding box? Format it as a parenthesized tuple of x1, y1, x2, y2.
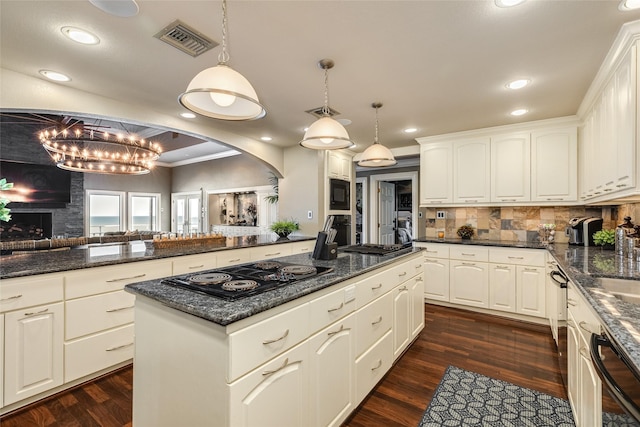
(0, 235, 315, 280)
(413, 237, 548, 249)
(125, 247, 422, 326)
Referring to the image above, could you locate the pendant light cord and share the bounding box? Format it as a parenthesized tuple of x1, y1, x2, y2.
(322, 66, 330, 116)
(218, 0, 230, 64)
(374, 105, 380, 144)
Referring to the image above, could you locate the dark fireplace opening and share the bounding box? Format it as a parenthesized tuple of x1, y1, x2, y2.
(0, 212, 53, 241)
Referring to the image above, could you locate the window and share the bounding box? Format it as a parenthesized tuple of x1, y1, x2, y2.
(129, 193, 161, 232)
(86, 190, 125, 236)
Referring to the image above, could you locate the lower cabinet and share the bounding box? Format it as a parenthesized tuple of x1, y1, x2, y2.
(354, 331, 393, 404)
(423, 257, 449, 301)
(4, 302, 64, 405)
(489, 264, 516, 312)
(515, 266, 545, 317)
(450, 260, 489, 308)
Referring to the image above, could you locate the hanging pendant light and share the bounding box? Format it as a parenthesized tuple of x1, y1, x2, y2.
(358, 103, 397, 167)
(300, 59, 355, 150)
(178, 0, 265, 121)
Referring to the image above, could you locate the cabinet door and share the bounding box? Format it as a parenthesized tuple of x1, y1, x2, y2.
(410, 274, 425, 340)
(531, 127, 577, 202)
(4, 302, 64, 405)
(449, 260, 489, 308)
(614, 45, 636, 193)
(423, 257, 450, 301)
(420, 143, 452, 205)
(308, 314, 355, 427)
(453, 137, 491, 203)
(328, 152, 351, 181)
(578, 335, 602, 427)
(567, 315, 580, 423)
(489, 264, 516, 313)
(491, 133, 531, 203)
(392, 284, 411, 360)
(516, 266, 545, 318)
(229, 343, 309, 427)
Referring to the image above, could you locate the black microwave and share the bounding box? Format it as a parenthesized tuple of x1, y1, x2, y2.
(329, 179, 350, 211)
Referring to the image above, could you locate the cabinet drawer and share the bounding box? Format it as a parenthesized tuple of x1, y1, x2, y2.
(415, 243, 449, 259)
(65, 259, 172, 299)
(393, 258, 423, 283)
(355, 292, 392, 357)
(172, 253, 217, 275)
(0, 274, 64, 313)
(228, 303, 309, 382)
(216, 249, 252, 267)
(309, 285, 355, 334)
(354, 330, 392, 405)
(489, 247, 545, 267)
(450, 245, 489, 262)
(65, 290, 135, 340)
(64, 324, 134, 383)
(288, 241, 315, 254)
(250, 244, 291, 261)
(355, 268, 397, 309)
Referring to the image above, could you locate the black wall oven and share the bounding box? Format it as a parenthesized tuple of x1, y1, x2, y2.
(329, 178, 350, 211)
(590, 331, 640, 425)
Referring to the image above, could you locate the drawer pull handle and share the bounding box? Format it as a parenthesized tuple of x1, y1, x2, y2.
(398, 272, 407, 277)
(228, 258, 241, 263)
(371, 283, 383, 290)
(262, 329, 289, 345)
(415, 264, 422, 269)
(462, 262, 476, 266)
(372, 316, 383, 325)
(523, 268, 537, 272)
(567, 299, 577, 306)
(501, 199, 517, 202)
(106, 305, 135, 313)
(327, 325, 347, 336)
(371, 359, 383, 371)
(416, 277, 423, 282)
(106, 342, 134, 352)
(188, 264, 205, 269)
(495, 265, 509, 269)
(25, 308, 49, 316)
(399, 286, 408, 291)
(546, 198, 564, 201)
(265, 252, 281, 257)
(425, 250, 437, 253)
(616, 184, 627, 188)
(508, 256, 524, 260)
(461, 253, 476, 257)
(327, 302, 344, 313)
(262, 358, 300, 376)
(1, 294, 23, 301)
(106, 274, 146, 283)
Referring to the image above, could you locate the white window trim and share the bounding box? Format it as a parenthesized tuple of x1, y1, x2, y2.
(128, 192, 161, 232)
(85, 190, 126, 236)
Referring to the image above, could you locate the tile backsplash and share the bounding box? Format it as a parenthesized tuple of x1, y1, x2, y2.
(420, 205, 625, 243)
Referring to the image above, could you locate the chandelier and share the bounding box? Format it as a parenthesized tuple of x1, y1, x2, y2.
(300, 59, 355, 150)
(178, 0, 265, 121)
(39, 124, 162, 175)
(358, 102, 397, 167)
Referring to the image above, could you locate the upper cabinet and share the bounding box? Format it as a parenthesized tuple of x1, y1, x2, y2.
(417, 120, 578, 207)
(580, 41, 638, 203)
(327, 151, 352, 182)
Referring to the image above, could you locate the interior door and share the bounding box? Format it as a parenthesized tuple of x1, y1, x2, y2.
(378, 182, 395, 244)
(172, 193, 202, 234)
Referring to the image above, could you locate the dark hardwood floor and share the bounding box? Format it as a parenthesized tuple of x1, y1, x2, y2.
(1, 304, 564, 427)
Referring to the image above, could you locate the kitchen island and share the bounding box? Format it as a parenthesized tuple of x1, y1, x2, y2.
(124, 247, 425, 427)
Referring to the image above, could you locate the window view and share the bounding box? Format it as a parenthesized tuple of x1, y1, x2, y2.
(129, 193, 160, 232)
(88, 192, 124, 236)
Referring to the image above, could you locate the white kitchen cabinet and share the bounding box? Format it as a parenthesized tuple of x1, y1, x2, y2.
(65, 290, 135, 340)
(423, 257, 450, 302)
(516, 266, 545, 318)
(4, 302, 64, 405)
(531, 127, 577, 202)
(250, 244, 292, 261)
(172, 252, 218, 275)
(308, 314, 356, 427)
(419, 142, 452, 205)
(354, 331, 392, 405)
(491, 132, 531, 203)
(614, 46, 636, 193)
(392, 283, 410, 360)
(409, 273, 425, 340)
(356, 292, 392, 357)
(567, 311, 580, 420)
(229, 342, 309, 427)
(489, 264, 516, 313)
(216, 248, 253, 267)
(450, 260, 489, 308)
(453, 137, 491, 204)
(327, 151, 352, 181)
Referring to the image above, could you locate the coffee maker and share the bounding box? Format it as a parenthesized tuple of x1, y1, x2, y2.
(566, 217, 604, 246)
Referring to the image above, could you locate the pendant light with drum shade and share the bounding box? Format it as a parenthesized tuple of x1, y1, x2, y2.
(178, 0, 266, 121)
(300, 59, 355, 150)
(358, 103, 397, 167)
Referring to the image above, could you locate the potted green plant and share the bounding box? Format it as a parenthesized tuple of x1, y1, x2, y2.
(0, 178, 14, 222)
(456, 224, 475, 240)
(593, 229, 615, 249)
(270, 218, 299, 240)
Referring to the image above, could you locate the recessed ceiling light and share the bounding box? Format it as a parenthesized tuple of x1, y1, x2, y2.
(337, 118, 352, 126)
(180, 112, 196, 119)
(39, 70, 71, 82)
(403, 128, 418, 134)
(61, 27, 100, 45)
(619, 0, 640, 10)
(260, 136, 273, 142)
(510, 109, 528, 116)
(495, 0, 526, 7)
(89, 0, 139, 17)
(506, 79, 530, 90)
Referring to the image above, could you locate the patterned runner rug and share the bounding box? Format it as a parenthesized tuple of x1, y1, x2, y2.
(418, 365, 575, 427)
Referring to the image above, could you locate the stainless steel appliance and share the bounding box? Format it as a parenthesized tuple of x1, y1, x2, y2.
(162, 262, 333, 301)
(549, 262, 569, 391)
(329, 178, 350, 211)
(342, 243, 410, 255)
(566, 217, 604, 246)
(591, 331, 640, 425)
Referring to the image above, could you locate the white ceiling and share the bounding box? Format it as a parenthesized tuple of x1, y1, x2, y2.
(1, 1, 639, 165)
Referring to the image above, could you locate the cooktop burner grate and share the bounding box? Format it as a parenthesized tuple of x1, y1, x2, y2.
(341, 243, 410, 255)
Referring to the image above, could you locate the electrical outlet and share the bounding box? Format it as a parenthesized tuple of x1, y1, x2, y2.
(307, 210, 313, 219)
(436, 211, 446, 219)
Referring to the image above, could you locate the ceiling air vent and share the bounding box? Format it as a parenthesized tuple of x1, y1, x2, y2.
(305, 106, 340, 118)
(154, 20, 217, 57)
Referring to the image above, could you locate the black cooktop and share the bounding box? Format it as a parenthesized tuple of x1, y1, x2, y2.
(162, 261, 333, 301)
(341, 243, 410, 255)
